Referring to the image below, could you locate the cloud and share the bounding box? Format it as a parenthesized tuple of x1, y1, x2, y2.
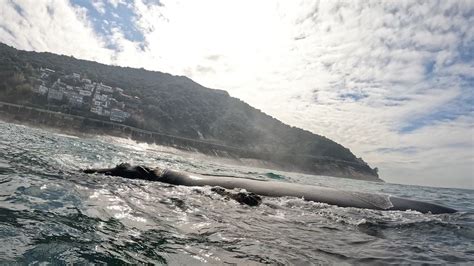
(0, 0, 113, 62)
(91, 0, 106, 14)
(0, 0, 473, 188)
(107, 0, 126, 8)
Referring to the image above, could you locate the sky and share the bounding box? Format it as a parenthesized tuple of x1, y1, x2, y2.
(0, 0, 473, 189)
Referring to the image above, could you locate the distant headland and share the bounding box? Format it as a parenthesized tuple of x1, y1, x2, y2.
(0, 43, 381, 182)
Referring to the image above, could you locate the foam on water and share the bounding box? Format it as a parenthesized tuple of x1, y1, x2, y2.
(0, 121, 473, 264)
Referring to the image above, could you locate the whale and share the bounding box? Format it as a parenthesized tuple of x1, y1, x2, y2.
(82, 163, 457, 214)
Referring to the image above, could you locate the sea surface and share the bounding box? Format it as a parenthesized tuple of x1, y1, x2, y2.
(0, 121, 473, 264)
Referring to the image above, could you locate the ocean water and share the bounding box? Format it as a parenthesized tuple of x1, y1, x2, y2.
(0, 121, 473, 264)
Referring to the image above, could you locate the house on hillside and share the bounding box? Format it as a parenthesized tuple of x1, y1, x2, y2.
(41, 67, 56, 74)
(32, 85, 49, 95)
(68, 92, 83, 107)
(47, 88, 63, 101)
(79, 89, 92, 97)
(97, 83, 113, 93)
(90, 105, 103, 115)
(84, 83, 95, 91)
(110, 108, 130, 122)
(38, 85, 48, 95)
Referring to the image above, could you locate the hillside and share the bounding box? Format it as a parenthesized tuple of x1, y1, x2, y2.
(0, 43, 381, 181)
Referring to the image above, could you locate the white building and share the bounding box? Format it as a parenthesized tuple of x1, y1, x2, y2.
(84, 84, 95, 91)
(91, 106, 110, 117)
(79, 89, 92, 97)
(33, 85, 49, 95)
(97, 83, 113, 93)
(68, 93, 83, 107)
(110, 108, 130, 122)
(41, 67, 55, 73)
(92, 100, 101, 106)
(38, 85, 49, 95)
(47, 89, 63, 101)
(95, 94, 109, 104)
(90, 105, 103, 115)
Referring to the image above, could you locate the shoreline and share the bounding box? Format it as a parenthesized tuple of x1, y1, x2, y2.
(0, 101, 383, 182)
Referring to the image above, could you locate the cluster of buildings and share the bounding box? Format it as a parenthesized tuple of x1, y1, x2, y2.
(32, 67, 131, 123)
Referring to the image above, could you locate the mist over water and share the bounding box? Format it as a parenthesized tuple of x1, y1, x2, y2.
(0, 121, 473, 264)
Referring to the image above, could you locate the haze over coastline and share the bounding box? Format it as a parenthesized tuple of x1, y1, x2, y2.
(0, 0, 473, 189)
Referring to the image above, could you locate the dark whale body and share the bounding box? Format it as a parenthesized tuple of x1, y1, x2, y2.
(83, 164, 457, 214)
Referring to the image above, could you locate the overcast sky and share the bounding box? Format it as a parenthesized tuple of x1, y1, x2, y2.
(1, 0, 473, 189)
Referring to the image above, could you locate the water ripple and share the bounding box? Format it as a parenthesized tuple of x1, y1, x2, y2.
(0, 121, 473, 264)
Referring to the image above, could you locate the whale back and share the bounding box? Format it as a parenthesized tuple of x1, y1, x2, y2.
(159, 170, 456, 214)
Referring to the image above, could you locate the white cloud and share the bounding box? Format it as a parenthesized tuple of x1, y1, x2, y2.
(107, 0, 125, 8)
(0, 0, 113, 63)
(0, 0, 473, 188)
(91, 0, 106, 14)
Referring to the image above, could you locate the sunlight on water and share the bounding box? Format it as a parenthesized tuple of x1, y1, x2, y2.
(0, 121, 473, 264)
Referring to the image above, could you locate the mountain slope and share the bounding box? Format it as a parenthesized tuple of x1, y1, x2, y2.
(0, 43, 380, 181)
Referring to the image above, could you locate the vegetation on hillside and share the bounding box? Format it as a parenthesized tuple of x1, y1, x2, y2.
(0, 43, 376, 174)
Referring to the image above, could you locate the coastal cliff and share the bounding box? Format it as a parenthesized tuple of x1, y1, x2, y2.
(0, 43, 382, 182)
